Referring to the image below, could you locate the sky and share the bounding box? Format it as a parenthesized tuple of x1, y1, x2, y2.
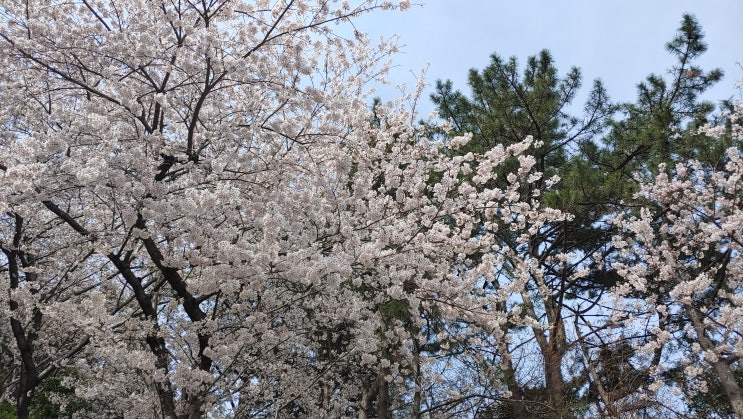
(355, 1, 743, 118)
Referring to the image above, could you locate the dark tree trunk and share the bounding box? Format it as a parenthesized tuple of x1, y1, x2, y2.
(376, 370, 389, 419)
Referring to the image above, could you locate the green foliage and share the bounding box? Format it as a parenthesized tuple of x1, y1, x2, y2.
(0, 370, 89, 419)
(432, 46, 616, 298)
(599, 14, 724, 181)
(30, 372, 89, 419)
(379, 298, 412, 326)
(432, 47, 613, 217)
(0, 403, 15, 419)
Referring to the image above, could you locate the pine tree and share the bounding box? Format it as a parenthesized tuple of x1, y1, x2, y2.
(432, 49, 615, 417)
(594, 14, 724, 187)
(598, 15, 742, 418)
(430, 13, 727, 417)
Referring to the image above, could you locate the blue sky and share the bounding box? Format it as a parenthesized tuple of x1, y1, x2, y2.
(357, 1, 743, 117)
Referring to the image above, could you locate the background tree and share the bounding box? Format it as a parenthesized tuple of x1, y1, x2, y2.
(588, 14, 725, 199)
(432, 48, 617, 417)
(581, 15, 732, 416)
(611, 115, 743, 417)
(430, 13, 728, 418)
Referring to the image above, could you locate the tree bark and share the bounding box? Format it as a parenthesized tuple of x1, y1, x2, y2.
(502, 357, 531, 418)
(412, 340, 422, 418)
(523, 291, 569, 416)
(358, 375, 377, 419)
(2, 215, 41, 419)
(376, 370, 389, 419)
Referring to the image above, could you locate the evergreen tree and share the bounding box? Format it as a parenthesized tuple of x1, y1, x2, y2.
(597, 15, 741, 418)
(432, 49, 615, 417)
(591, 14, 724, 192)
(430, 13, 727, 417)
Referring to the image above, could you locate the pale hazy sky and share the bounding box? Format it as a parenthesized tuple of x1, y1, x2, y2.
(356, 1, 743, 117)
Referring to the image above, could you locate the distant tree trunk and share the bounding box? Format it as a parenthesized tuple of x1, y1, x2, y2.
(145, 333, 178, 418)
(576, 326, 619, 419)
(522, 292, 569, 416)
(359, 375, 377, 419)
(376, 370, 389, 419)
(543, 309, 568, 416)
(12, 317, 39, 419)
(502, 357, 531, 418)
(412, 340, 422, 418)
(3, 215, 41, 419)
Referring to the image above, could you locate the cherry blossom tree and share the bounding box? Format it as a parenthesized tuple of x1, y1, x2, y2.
(7, 1, 739, 417)
(610, 103, 743, 417)
(0, 1, 572, 417)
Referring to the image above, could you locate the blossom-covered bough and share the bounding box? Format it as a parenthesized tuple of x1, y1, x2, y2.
(610, 103, 743, 417)
(0, 1, 567, 417)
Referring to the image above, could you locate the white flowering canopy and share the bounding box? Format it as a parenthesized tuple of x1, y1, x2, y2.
(0, 1, 561, 417)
